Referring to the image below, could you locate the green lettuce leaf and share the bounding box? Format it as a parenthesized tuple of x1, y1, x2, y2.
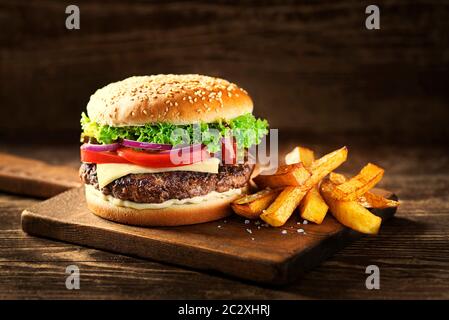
(80, 113, 268, 152)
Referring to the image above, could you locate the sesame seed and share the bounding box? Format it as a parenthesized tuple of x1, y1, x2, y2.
(296, 222, 301, 225)
(297, 229, 305, 233)
(251, 238, 255, 241)
(303, 220, 308, 224)
(281, 230, 287, 235)
(89, 74, 248, 118)
(246, 229, 252, 234)
(217, 225, 221, 228)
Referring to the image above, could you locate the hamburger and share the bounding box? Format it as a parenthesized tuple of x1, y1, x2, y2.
(79, 74, 269, 226)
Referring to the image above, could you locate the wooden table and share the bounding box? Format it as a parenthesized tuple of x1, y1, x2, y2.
(1, 140, 448, 299)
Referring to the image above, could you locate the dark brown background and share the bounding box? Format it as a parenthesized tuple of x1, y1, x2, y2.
(1, 0, 448, 144)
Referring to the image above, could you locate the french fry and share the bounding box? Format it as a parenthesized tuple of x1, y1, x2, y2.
(299, 187, 328, 224)
(260, 187, 307, 227)
(329, 172, 398, 209)
(285, 146, 315, 166)
(320, 179, 382, 234)
(330, 163, 384, 201)
(298, 147, 315, 167)
(253, 163, 310, 189)
(285, 146, 300, 165)
(329, 172, 347, 185)
(303, 146, 348, 189)
(287, 147, 329, 224)
(231, 188, 281, 219)
(358, 191, 400, 209)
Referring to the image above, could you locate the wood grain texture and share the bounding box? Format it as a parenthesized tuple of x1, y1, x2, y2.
(0, 143, 448, 298)
(20, 187, 397, 284)
(1, 0, 449, 143)
(0, 152, 80, 198)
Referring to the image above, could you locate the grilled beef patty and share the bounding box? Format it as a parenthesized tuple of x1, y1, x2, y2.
(80, 163, 254, 203)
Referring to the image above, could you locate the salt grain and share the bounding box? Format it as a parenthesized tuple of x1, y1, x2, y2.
(303, 220, 308, 225)
(244, 220, 250, 224)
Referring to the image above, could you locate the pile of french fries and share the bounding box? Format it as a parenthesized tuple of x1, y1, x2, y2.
(231, 146, 399, 234)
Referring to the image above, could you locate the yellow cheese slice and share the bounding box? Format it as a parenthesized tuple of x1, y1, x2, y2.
(96, 157, 220, 188)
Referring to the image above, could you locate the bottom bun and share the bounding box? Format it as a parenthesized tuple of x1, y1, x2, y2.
(85, 185, 246, 226)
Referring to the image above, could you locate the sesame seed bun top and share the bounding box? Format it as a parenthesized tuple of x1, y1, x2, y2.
(86, 74, 253, 126)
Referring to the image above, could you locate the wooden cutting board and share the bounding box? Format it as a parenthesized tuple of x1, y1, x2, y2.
(0, 151, 397, 284)
(0, 152, 80, 197)
(21, 187, 397, 284)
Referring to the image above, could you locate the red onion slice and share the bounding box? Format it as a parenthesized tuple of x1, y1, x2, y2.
(81, 143, 120, 152)
(160, 143, 203, 154)
(121, 139, 173, 150)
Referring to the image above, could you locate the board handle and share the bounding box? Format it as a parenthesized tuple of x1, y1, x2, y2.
(0, 152, 80, 198)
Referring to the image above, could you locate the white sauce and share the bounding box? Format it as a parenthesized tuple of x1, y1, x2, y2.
(86, 184, 242, 210)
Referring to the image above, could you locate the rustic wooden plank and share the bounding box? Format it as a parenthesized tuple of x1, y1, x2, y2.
(0, 145, 448, 298)
(2, 208, 448, 299)
(0, 152, 80, 198)
(0, 193, 149, 263)
(0, 260, 299, 300)
(20, 187, 397, 284)
(286, 214, 449, 299)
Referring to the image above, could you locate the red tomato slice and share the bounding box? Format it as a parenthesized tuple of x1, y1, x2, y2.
(221, 138, 237, 165)
(80, 148, 131, 164)
(116, 146, 210, 168)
